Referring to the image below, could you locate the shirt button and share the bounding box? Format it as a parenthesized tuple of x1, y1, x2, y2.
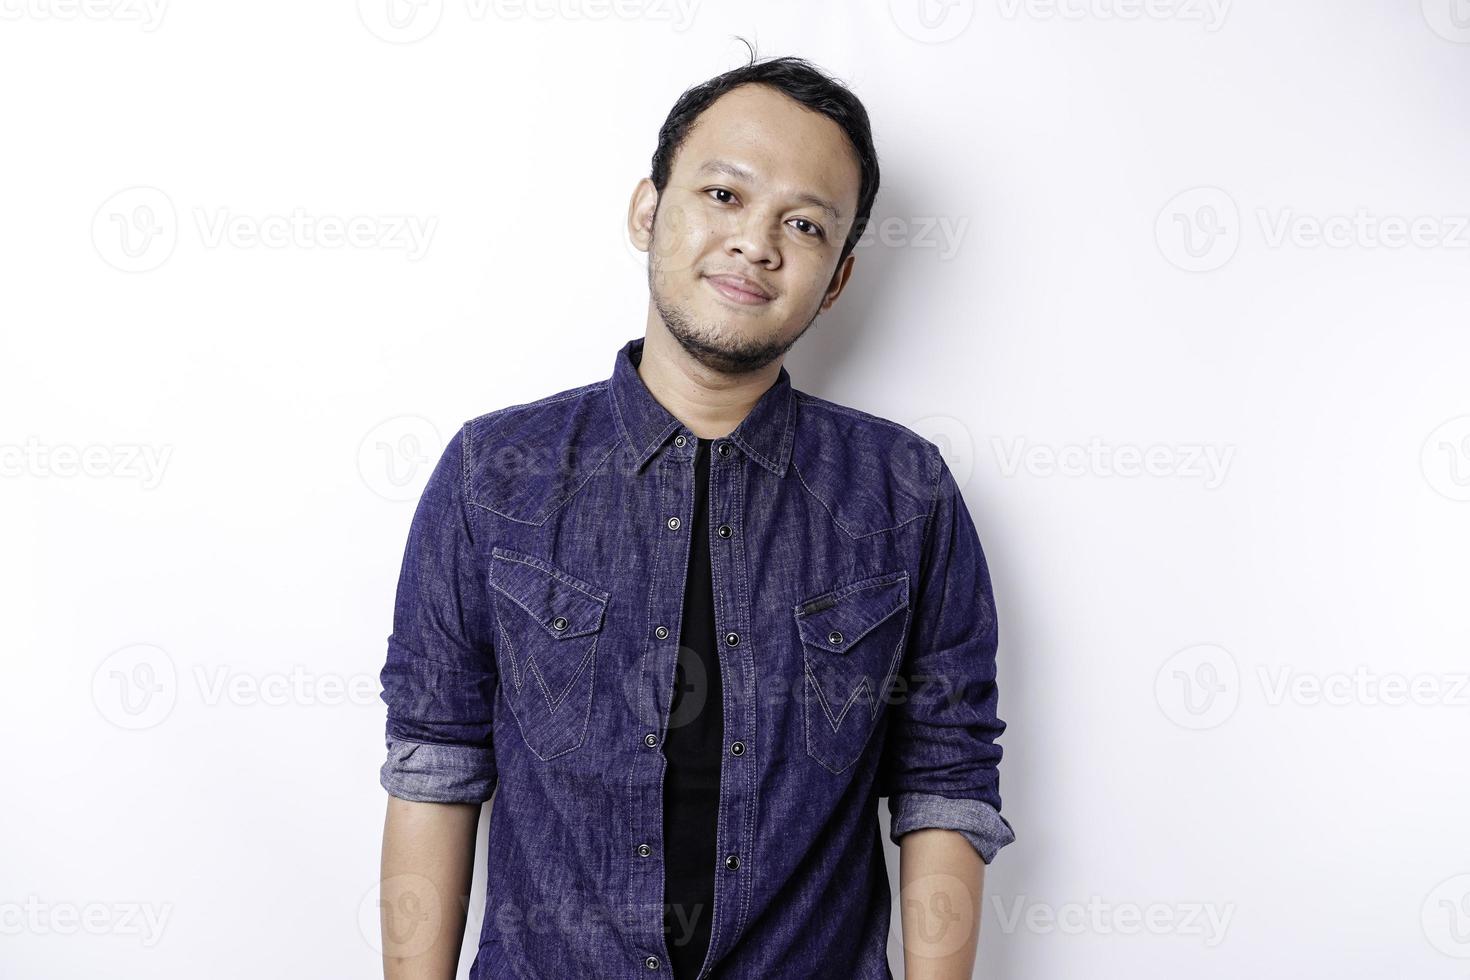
(637, 843, 652, 857)
(730, 740, 745, 755)
(654, 625, 669, 640)
(724, 631, 739, 647)
(674, 435, 687, 447)
(725, 854, 740, 870)
(644, 732, 658, 747)
(827, 630, 843, 645)
(717, 524, 732, 538)
(551, 616, 569, 632)
(716, 443, 732, 458)
(645, 955, 661, 970)
(666, 516, 681, 531)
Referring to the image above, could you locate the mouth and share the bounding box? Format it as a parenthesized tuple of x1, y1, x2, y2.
(704, 274, 773, 306)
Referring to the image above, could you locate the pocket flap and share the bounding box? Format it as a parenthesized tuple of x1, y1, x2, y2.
(794, 570, 909, 655)
(489, 548, 609, 640)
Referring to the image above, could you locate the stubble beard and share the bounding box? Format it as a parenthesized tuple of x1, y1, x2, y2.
(646, 222, 820, 377)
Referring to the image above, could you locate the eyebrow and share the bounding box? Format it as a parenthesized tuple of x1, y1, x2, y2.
(695, 159, 843, 223)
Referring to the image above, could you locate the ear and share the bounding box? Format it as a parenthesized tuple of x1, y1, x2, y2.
(819, 252, 856, 312)
(627, 178, 659, 254)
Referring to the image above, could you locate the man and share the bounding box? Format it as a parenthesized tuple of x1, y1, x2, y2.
(378, 52, 1015, 980)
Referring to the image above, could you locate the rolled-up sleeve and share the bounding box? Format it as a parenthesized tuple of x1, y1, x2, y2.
(877, 448, 1015, 864)
(378, 422, 499, 804)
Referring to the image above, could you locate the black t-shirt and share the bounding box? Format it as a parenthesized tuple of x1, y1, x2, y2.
(662, 435, 724, 978)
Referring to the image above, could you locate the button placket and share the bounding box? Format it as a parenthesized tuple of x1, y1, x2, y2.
(630, 446, 698, 962)
(698, 431, 756, 963)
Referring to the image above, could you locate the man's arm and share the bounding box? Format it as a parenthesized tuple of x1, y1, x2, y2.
(376, 422, 500, 978)
(898, 829, 984, 980)
(877, 446, 1015, 974)
(380, 798, 480, 979)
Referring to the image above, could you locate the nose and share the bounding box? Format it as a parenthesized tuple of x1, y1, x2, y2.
(723, 207, 781, 269)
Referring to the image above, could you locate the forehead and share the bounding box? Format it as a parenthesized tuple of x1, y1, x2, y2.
(671, 83, 861, 221)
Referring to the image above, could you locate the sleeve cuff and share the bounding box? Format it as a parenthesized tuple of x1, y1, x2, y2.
(888, 791, 1016, 864)
(380, 737, 497, 804)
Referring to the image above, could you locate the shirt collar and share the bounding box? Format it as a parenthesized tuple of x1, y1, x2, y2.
(608, 335, 795, 477)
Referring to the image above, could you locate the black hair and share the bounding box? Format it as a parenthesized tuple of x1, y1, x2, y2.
(649, 39, 880, 270)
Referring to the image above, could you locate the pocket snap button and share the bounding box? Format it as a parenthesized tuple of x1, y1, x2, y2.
(827, 630, 843, 645)
(552, 616, 569, 631)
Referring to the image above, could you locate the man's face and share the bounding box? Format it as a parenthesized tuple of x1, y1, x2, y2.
(632, 83, 862, 375)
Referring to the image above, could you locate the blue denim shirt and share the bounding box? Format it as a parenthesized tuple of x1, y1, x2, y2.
(379, 336, 1015, 979)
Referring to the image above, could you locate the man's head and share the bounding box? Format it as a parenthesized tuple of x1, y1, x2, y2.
(628, 51, 880, 375)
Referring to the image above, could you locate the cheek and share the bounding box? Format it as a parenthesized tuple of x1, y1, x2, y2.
(651, 219, 716, 279)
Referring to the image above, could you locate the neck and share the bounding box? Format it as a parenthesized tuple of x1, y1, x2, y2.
(636, 318, 781, 441)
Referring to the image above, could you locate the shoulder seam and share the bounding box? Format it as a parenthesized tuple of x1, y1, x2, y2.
(792, 390, 916, 436)
(464, 380, 607, 429)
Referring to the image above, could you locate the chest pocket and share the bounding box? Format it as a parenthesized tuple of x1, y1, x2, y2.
(488, 547, 609, 761)
(794, 569, 911, 775)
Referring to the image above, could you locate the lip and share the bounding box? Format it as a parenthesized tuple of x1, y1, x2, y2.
(704, 274, 773, 305)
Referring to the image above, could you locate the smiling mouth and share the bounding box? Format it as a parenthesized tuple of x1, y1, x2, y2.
(704, 275, 773, 306)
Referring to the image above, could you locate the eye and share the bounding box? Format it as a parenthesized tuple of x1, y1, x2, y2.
(789, 217, 825, 240)
(705, 187, 737, 205)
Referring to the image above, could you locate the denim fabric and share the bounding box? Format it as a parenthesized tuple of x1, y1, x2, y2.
(379, 336, 1015, 979)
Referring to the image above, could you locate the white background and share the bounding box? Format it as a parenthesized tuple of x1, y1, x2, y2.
(3, 1, 1468, 977)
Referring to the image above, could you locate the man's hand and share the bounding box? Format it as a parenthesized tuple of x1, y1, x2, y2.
(380, 795, 481, 979)
(897, 828, 985, 980)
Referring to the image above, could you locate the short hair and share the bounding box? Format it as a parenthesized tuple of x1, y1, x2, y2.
(649, 40, 881, 270)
